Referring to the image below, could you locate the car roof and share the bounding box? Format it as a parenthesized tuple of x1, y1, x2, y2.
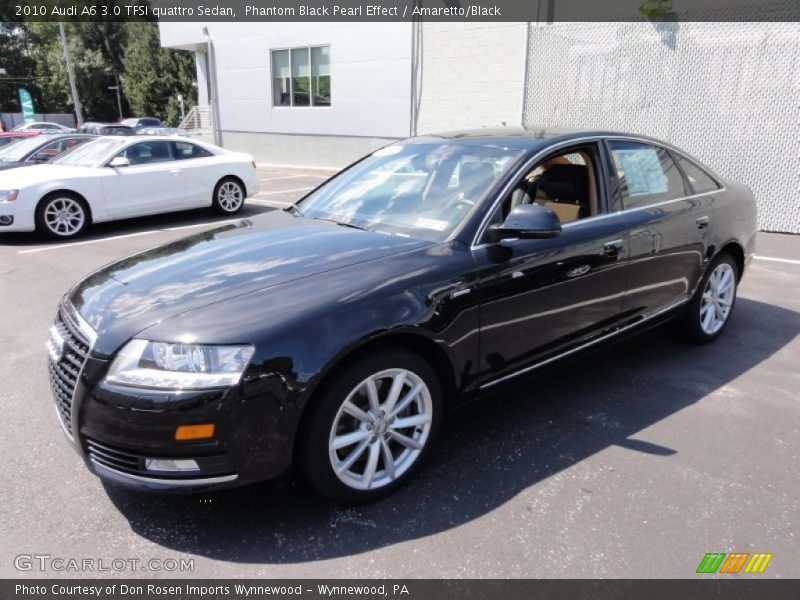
(415, 126, 666, 151)
(33, 133, 96, 141)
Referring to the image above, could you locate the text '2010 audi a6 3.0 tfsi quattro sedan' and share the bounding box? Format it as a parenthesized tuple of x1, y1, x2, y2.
(48, 128, 756, 503)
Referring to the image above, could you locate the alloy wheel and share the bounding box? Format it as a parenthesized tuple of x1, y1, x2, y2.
(217, 181, 243, 212)
(328, 368, 433, 491)
(699, 262, 736, 335)
(43, 197, 85, 237)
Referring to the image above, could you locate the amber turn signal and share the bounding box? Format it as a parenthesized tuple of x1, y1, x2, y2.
(175, 424, 215, 440)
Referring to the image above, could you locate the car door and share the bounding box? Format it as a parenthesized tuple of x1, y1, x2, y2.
(606, 139, 714, 318)
(100, 140, 187, 218)
(473, 142, 631, 385)
(173, 140, 218, 207)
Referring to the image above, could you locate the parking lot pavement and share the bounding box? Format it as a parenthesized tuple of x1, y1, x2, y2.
(248, 167, 332, 208)
(1, 171, 798, 578)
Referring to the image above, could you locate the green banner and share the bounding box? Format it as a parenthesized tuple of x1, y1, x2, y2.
(18, 88, 35, 122)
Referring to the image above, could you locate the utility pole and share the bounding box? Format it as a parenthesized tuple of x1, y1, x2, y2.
(108, 73, 123, 120)
(58, 22, 83, 126)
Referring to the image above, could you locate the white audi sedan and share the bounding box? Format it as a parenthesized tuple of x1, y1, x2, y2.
(0, 136, 259, 238)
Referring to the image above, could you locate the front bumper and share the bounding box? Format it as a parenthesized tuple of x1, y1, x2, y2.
(0, 199, 35, 232)
(48, 303, 300, 493)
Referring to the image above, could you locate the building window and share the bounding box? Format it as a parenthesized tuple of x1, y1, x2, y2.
(271, 46, 330, 107)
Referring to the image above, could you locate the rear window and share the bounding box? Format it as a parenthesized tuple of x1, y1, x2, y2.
(174, 141, 212, 159)
(675, 155, 721, 194)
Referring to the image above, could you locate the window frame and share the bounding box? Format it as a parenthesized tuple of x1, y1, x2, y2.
(271, 44, 331, 109)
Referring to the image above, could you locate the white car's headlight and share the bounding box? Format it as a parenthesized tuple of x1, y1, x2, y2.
(0, 190, 19, 203)
(106, 339, 255, 390)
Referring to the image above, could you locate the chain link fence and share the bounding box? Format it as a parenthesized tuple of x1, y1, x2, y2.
(523, 21, 800, 233)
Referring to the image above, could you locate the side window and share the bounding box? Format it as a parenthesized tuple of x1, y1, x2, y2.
(174, 141, 212, 160)
(675, 155, 720, 194)
(28, 140, 66, 162)
(608, 141, 687, 210)
(122, 141, 175, 165)
(486, 144, 602, 236)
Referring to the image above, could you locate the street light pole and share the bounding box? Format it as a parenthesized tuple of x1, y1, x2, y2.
(58, 22, 83, 126)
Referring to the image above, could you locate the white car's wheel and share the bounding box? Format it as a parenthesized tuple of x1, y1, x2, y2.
(36, 193, 89, 239)
(212, 178, 245, 214)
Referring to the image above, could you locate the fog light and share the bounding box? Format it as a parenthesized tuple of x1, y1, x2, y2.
(175, 423, 215, 440)
(0, 215, 13, 226)
(144, 458, 200, 472)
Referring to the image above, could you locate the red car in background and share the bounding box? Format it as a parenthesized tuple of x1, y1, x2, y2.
(0, 131, 43, 149)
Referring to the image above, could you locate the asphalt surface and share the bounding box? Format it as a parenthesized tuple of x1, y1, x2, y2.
(1, 169, 798, 578)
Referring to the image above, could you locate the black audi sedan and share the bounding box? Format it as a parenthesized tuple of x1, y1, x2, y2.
(48, 128, 757, 503)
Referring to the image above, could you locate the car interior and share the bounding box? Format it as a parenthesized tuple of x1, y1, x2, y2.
(501, 146, 601, 224)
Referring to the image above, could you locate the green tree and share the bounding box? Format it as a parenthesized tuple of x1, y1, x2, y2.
(0, 22, 36, 113)
(122, 22, 196, 126)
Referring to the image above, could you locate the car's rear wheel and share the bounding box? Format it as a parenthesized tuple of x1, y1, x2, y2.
(301, 349, 442, 504)
(212, 178, 245, 214)
(36, 193, 89, 239)
(682, 253, 738, 343)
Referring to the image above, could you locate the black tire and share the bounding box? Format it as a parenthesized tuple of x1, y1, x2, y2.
(35, 192, 90, 239)
(211, 177, 246, 215)
(680, 253, 739, 344)
(300, 348, 443, 504)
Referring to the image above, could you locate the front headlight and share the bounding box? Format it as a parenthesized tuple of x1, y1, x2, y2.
(106, 339, 255, 390)
(0, 190, 19, 203)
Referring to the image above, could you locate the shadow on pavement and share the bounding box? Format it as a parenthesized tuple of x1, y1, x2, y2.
(0, 205, 274, 248)
(104, 297, 798, 564)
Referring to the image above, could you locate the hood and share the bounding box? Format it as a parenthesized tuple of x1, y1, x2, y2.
(68, 210, 430, 356)
(0, 163, 88, 187)
(0, 161, 27, 171)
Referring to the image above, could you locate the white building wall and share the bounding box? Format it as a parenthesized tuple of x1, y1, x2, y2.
(159, 22, 412, 167)
(415, 22, 527, 135)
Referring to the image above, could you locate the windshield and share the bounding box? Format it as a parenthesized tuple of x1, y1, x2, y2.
(0, 135, 56, 162)
(51, 138, 125, 167)
(297, 142, 521, 242)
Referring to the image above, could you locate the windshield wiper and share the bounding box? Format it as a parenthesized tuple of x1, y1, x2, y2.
(285, 203, 303, 216)
(314, 217, 369, 231)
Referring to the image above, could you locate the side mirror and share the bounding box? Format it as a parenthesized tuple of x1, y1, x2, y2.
(486, 203, 562, 242)
(108, 156, 130, 168)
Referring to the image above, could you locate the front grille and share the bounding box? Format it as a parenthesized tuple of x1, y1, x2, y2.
(86, 438, 236, 481)
(47, 307, 91, 437)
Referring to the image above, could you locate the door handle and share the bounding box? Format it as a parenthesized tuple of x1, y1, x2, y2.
(696, 216, 710, 229)
(169, 169, 182, 176)
(603, 239, 624, 257)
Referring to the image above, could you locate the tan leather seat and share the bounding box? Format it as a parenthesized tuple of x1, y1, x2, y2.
(545, 201, 581, 223)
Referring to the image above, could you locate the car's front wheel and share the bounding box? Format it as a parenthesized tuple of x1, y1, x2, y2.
(682, 253, 739, 343)
(212, 178, 245, 214)
(36, 193, 89, 239)
(301, 349, 442, 503)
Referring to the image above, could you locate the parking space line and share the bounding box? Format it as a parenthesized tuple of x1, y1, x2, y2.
(18, 219, 242, 255)
(260, 174, 327, 182)
(254, 186, 315, 196)
(250, 199, 292, 207)
(754, 255, 800, 266)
